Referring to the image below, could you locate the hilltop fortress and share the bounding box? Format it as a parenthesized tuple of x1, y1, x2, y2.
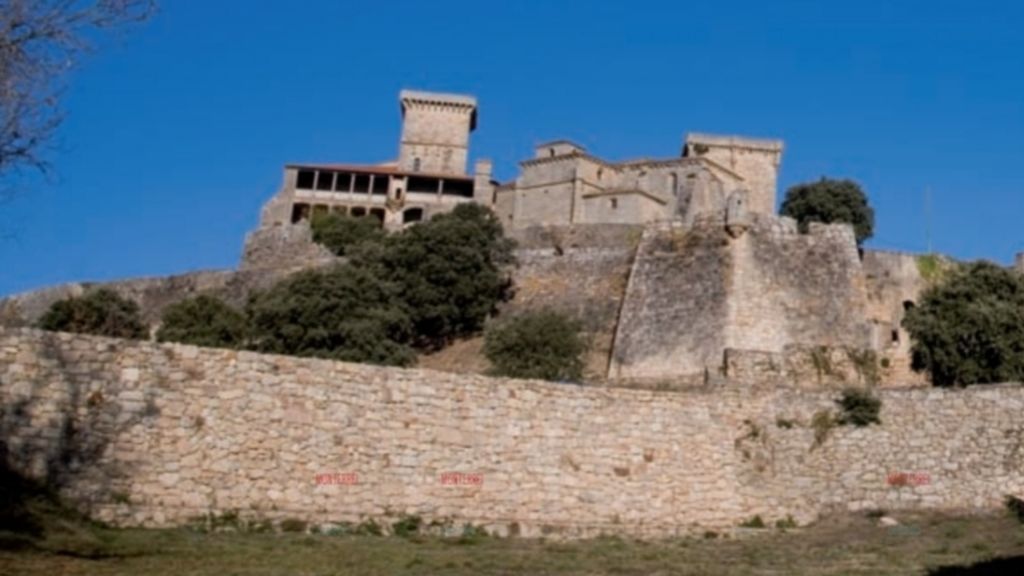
(3, 89, 1024, 538)
(242, 89, 932, 387)
(6, 89, 1023, 387)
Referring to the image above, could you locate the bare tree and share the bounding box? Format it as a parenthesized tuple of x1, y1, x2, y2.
(0, 1, 155, 195)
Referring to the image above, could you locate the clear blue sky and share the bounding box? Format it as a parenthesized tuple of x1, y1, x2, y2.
(2, 0, 1022, 296)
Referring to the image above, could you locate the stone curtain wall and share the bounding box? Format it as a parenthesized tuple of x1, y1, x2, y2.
(608, 220, 734, 381)
(609, 215, 873, 382)
(2, 328, 1023, 538)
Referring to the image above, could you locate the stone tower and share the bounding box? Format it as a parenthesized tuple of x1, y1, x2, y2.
(398, 90, 477, 176)
(683, 134, 784, 215)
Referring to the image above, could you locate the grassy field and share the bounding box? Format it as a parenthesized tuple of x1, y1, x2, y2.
(3, 508, 1024, 576)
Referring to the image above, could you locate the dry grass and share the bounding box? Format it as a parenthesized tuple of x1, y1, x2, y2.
(2, 510, 1023, 575)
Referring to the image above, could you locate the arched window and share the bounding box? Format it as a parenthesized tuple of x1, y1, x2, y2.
(610, 198, 618, 209)
(290, 203, 311, 223)
(369, 208, 386, 225)
(413, 157, 421, 172)
(395, 188, 404, 200)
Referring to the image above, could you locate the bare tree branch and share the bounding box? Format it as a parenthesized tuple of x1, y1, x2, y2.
(0, 0, 156, 196)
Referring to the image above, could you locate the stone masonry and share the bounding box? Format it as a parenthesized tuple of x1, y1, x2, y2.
(2, 328, 1023, 538)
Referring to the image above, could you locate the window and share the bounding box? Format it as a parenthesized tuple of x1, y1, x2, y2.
(353, 174, 370, 193)
(290, 203, 310, 223)
(296, 170, 315, 190)
(891, 329, 900, 344)
(395, 188, 404, 200)
(316, 171, 334, 191)
(549, 148, 555, 157)
(610, 198, 618, 209)
(371, 175, 389, 195)
(597, 168, 603, 181)
(441, 179, 473, 198)
(334, 173, 352, 192)
(351, 206, 367, 217)
(369, 208, 386, 224)
(413, 157, 421, 172)
(408, 176, 439, 194)
(403, 207, 423, 224)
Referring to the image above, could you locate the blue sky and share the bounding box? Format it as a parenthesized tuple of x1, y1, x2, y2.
(1, 0, 1022, 296)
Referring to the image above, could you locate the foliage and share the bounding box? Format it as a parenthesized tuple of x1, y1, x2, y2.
(739, 515, 766, 528)
(1007, 495, 1024, 524)
(835, 388, 881, 427)
(779, 178, 875, 244)
(483, 310, 586, 382)
(903, 261, 1024, 386)
(155, 295, 247, 349)
(371, 203, 515, 349)
(38, 288, 146, 339)
(810, 410, 836, 449)
(846, 349, 881, 386)
(916, 254, 961, 286)
(0, 1, 155, 192)
(246, 264, 415, 366)
(775, 515, 798, 530)
(310, 212, 385, 256)
(391, 515, 422, 537)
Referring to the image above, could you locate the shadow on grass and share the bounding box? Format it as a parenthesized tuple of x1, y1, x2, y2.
(0, 457, 150, 559)
(928, 556, 1024, 575)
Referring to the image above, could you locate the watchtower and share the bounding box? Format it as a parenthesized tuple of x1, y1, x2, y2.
(398, 90, 477, 176)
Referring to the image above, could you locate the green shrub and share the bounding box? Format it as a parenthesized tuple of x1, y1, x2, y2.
(484, 310, 586, 382)
(38, 288, 146, 339)
(775, 515, 797, 529)
(370, 203, 515, 349)
(835, 388, 881, 426)
(456, 523, 489, 545)
(246, 264, 415, 366)
(310, 212, 385, 256)
(739, 515, 766, 528)
(156, 295, 247, 348)
(391, 515, 422, 537)
(1007, 495, 1024, 524)
(903, 261, 1024, 387)
(780, 178, 875, 244)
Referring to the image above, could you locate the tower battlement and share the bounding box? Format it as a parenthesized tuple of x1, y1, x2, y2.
(398, 90, 477, 176)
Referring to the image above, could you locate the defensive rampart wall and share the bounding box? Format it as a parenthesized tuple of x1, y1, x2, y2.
(2, 329, 1021, 538)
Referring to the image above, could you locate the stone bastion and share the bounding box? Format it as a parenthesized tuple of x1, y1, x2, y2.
(1, 328, 1022, 538)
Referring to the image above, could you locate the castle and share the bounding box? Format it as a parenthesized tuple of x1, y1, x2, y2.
(256, 90, 783, 232)
(5, 88, 1020, 387)
(3, 89, 1024, 540)
(245, 89, 924, 387)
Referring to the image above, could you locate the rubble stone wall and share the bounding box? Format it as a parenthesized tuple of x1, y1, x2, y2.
(3, 328, 1021, 538)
